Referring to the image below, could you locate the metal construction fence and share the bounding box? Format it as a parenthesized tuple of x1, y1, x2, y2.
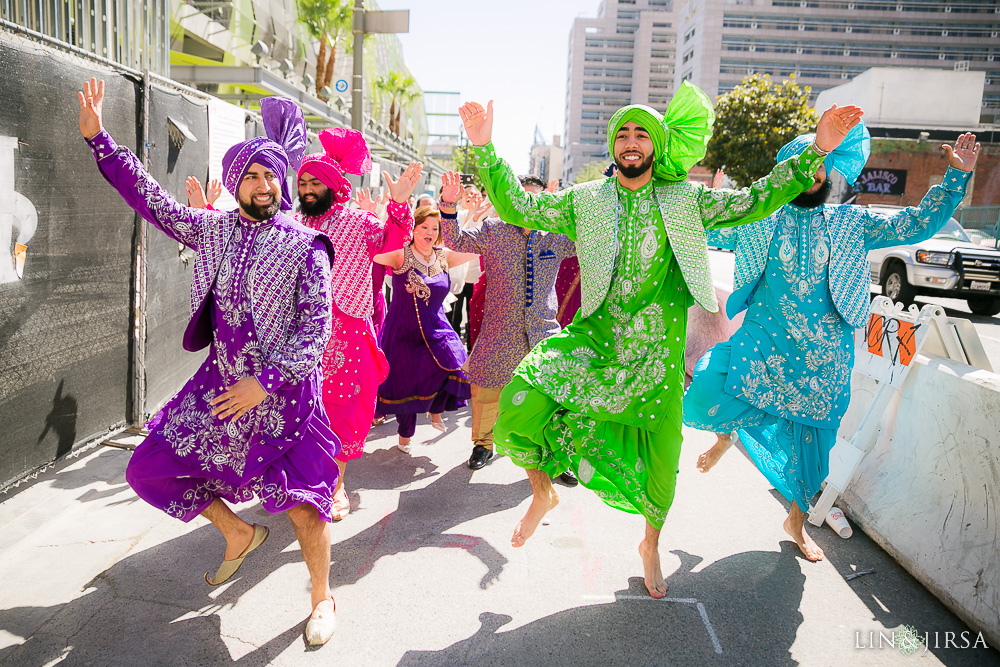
(0, 24, 426, 492)
(956, 206, 1000, 249)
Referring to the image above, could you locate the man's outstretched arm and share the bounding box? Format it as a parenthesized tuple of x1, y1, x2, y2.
(700, 103, 865, 229)
(460, 101, 577, 239)
(863, 133, 978, 249)
(78, 77, 210, 249)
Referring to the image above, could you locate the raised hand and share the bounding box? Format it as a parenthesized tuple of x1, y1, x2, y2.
(440, 171, 463, 204)
(185, 176, 208, 209)
(354, 187, 378, 213)
(465, 191, 484, 212)
(942, 133, 980, 172)
(460, 101, 493, 147)
(546, 179, 559, 193)
(472, 197, 492, 223)
(206, 179, 223, 206)
(77, 77, 105, 140)
(384, 161, 424, 203)
(814, 104, 864, 153)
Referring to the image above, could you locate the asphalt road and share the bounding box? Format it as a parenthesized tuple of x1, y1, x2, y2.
(1, 417, 997, 665)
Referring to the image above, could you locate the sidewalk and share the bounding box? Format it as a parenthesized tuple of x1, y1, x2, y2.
(1, 410, 997, 666)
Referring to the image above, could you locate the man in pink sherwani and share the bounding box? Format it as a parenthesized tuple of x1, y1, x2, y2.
(296, 130, 420, 519)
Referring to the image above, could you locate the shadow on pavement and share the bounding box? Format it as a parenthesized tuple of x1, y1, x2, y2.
(0, 460, 529, 665)
(333, 463, 530, 589)
(400, 544, 806, 666)
(763, 489, 999, 666)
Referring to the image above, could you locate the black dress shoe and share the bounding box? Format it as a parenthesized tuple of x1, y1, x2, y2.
(468, 445, 494, 470)
(557, 470, 579, 486)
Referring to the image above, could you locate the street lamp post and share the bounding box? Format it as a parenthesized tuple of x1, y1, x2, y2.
(349, 3, 410, 131)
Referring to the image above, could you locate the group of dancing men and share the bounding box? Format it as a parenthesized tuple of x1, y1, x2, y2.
(77, 74, 979, 645)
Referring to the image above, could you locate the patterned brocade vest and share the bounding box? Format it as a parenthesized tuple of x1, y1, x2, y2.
(182, 210, 333, 358)
(571, 178, 718, 317)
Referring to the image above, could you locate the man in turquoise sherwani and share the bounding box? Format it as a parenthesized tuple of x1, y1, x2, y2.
(457, 84, 864, 598)
(684, 128, 980, 561)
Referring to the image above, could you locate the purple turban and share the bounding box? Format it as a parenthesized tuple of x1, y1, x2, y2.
(222, 137, 290, 208)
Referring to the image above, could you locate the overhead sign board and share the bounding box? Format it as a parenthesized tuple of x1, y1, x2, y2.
(364, 10, 409, 34)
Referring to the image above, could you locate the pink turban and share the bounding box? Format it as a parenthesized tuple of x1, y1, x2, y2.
(297, 128, 373, 204)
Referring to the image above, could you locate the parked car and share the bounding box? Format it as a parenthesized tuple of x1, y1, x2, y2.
(868, 206, 1000, 316)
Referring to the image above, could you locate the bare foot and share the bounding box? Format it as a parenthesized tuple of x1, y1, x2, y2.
(639, 539, 668, 598)
(696, 432, 734, 473)
(511, 490, 559, 547)
(784, 514, 825, 561)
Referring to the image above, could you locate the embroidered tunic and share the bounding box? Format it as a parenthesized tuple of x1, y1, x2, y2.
(441, 213, 575, 388)
(86, 130, 341, 522)
(479, 139, 824, 527)
(683, 169, 971, 510)
(299, 201, 412, 459)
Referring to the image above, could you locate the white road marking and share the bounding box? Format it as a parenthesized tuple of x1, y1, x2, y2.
(581, 594, 724, 654)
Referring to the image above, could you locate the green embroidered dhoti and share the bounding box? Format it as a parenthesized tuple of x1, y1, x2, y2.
(497, 375, 682, 529)
(493, 180, 691, 529)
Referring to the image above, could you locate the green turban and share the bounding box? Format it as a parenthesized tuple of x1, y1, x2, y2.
(606, 81, 716, 182)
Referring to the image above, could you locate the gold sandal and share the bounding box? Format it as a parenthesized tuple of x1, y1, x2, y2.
(204, 523, 269, 586)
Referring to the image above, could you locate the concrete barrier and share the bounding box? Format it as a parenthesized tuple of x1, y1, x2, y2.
(838, 353, 1000, 648)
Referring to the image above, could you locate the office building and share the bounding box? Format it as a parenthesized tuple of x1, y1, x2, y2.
(563, 0, 999, 183)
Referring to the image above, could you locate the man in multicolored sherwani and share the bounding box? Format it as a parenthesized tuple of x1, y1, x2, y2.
(439, 173, 576, 474)
(296, 131, 419, 520)
(458, 83, 863, 598)
(684, 127, 979, 562)
(78, 79, 339, 644)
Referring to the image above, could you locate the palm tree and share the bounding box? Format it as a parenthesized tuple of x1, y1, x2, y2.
(297, 0, 352, 96)
(373, 71, 421, 137)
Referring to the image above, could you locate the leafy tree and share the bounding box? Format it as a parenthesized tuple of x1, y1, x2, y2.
(373, 71, 421, 137)
(297, 0, 352, 96)
(573, 159, 611, 185)
(703, 74, 817, 188)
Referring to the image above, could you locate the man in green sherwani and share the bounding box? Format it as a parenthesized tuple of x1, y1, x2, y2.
(458, 83, 862, 598)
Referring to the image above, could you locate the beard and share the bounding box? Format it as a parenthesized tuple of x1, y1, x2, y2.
(791, 178, 832, 208)
(614, 151, 655, 179)
(298, 188, 334, 217)
(239, 192, 281, 220)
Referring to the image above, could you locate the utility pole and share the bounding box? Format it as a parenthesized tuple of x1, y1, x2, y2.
(349, 3, 410, 131)
(351, 0, 364, 131)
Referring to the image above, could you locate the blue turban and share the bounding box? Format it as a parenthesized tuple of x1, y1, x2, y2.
(776, 121, 871, 185)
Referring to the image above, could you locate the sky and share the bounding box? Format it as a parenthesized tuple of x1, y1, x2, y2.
(379, 0, 599, 173)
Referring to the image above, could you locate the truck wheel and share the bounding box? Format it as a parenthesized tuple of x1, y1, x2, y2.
(881, 262, 915, 306)
(967, 296, 1000, 317)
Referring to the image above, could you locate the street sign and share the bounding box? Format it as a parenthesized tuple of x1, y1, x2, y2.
(364, 10, 409, 34)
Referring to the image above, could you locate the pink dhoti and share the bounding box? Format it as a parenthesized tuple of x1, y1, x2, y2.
(321, 305, 389, 461)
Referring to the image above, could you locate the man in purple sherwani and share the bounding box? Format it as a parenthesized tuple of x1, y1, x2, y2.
(78, 78, 339, 645)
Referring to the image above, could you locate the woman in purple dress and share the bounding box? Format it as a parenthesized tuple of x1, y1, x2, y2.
(374, 207, 478, 452)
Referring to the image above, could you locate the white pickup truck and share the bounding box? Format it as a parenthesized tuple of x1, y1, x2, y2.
(868, 205, 1000, 317)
